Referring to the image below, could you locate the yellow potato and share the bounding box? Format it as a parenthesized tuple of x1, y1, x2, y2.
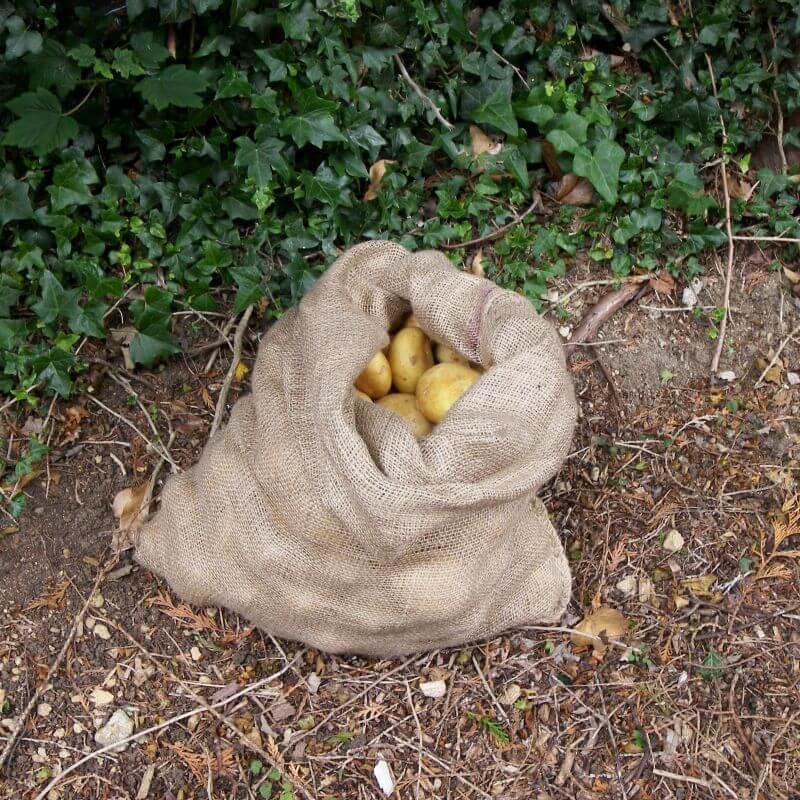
(352, 388, 372, 402)
(376, 393, 432, 438)
(389, 327, 434, 393)
(354, 351, 392, 399)
(435, 342, 468, 365)
(416, 363, 481, 423)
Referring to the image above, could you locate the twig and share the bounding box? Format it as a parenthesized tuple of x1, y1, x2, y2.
(556, 275, 650, 306)
(652, 768, 712, 789)
(491, 47, 529, 88)
(84, 394, 179, 471)
(394, 54, 454, 130)
(729, 673, 763, 776)
(209, 304, 254, 439)
(705, 53, 736, 376)
(404, 681, 423, 800)
(0, 560, 112, 774)
(33, 661, 302, 800)
(471, 654, 508, 723)
(204, 314, 238, 373)
(732, 235, 800, 243)
(754, 323, 800, 387)
(767, 20, 788, 174)
(64, 84, 96, 116)
(440, 200, 545, 250)
(752, 709, 800, 799)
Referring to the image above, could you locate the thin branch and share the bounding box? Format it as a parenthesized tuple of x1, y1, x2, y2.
(705, 53, 736, 376)
(0, 560, 111, 774)
(64, 84, 97, 117)
(754, 323, 800, 387)
(209, 305, 254, 439)
(652, 768, 712, 789)
(732, 235, 800, 244)
(33, 661, 301, 800)
(767, 20, 788, 174)
(440, 200, 545, 250)
(394, 54, 454, 130)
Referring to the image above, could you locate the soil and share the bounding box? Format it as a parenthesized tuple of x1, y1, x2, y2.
(1, 258, 799, 800)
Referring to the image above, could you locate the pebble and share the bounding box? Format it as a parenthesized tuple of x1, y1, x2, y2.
(787, 372, 800, 386)
(419, 679, 447, 699)
(95, 709, 134, 752)
(502, 683, 521, 706)
(190, 646, 202, 662)
(616, 575, 637, 597)
(73, 722, 84, 734)
(93, 624, 111, 641)
(90, 688, 115, 706)
(662, 529, 685, 553)
(718, 370, 736, 382)
(89, 593, 105, 609)
(306, 672, 321, 694)
(37, 703, 52, 717)
(373, 759, 395, 796)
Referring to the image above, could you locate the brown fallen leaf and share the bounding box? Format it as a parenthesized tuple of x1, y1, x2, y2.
(727, 172, 754, 201)
(756, 355, 783, 385)
(112, 482, 152, 547)
(26, 578, 69, 611)
(556, 173, 594, 205)
(649, 269, 675, 294)
(470, 249, 485, 277)
(783, 266, 800, 284)
(541, 140, 562, 179)
(571, 606, 626, 655)
(682, 574, 717, 597)
(363, 159, 395, 201)
(469, 125, 502, 157)
(3, 469, 41, 493)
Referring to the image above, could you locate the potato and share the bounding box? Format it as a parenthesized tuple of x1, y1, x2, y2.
(377, 393, 432, 438)
(352, 387, 372, 402)
(354, 351, 392, 399)
(404, 312, 422, 329)
(389, 327, 434, 393)
(416, 363, 481, 423)
(435, 342, 469, 365)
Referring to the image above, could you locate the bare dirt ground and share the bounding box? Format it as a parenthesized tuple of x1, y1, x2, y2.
(1, 254, 799, 800)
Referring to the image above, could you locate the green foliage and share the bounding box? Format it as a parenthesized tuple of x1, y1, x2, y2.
(0, 0, 798, 409)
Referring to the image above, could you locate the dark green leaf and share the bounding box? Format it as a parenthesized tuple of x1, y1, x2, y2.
(572, 140, 625, 204)
(3, 89, 78, 156)
(0, 174, 34, 228)
(234, 135, 290, 186)
(135, 65, 208, 110)
(472, 87, 518, 137)
(47, 159, 99, 210)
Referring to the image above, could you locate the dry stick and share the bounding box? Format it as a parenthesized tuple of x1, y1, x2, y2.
(204, 313, 238, 373)
(705, 53, 736, 376)
(0, 561, 111, 774)
(101, 618, 313, 800)
(652, 768, 712, 789)
(394, 54, 454, 130)
(209, 304, 254, 439)
(471, 654, 508, 723)
(767, 20, 788, 174)
(732, 235, 800, 243)
(752, 709, 800, 799)
(440, 200, 544, 250)
(556, 274, 649, 306)
(754, 323, 800, 387)
(404, 681, 423, 800)
(33, 661, 302, 800)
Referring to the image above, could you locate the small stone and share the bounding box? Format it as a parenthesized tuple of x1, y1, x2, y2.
(93, 624, 111, 641)
(373, 759, 395, 796)
(682, 285, 698, 308)
(190, 646, 202, 662)
(306, 672, 321, 694)
(616, 575, 637, 597)
(638, 576, 654, 604)
(558, 325, 571, 339)
(89, 593, 104, 609)
(37, 702, 52, 717)
(502, 683, 521, 706)
(787, 372, 800, 386)
(73, 722, 84, 734)
(662, 529, 685, 553)
(90, 689, 115, 706)
(419, 679, 446, 699)
(718, 370, 736, 382)
(54, 727, 65, 739)
(268, 697, 295, 723)
(95, 709, 134, 752)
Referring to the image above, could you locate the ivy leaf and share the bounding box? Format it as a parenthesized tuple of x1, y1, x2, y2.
(302, 165, 351, 207)
(135, 65, 209, 110)
(129, 287, 179, 366)
(26, 40, 80, 94)
(546, 129, 582, 155)
(0, 174, 34, 228)
(554, 111, 588, 144)
(572, 140, 625, 204)
(130, 31, 170, 69)
(234, 135, 290, 186)
(31, 270, 81, 324)
(35, 348, 74, 397)
(47, 159, 99, 211)
(254, 49, 287, 82)
(3, 88, 78, 156)
(280, 89, 344, 148)
(278, 1, 318, 41)
(472, 87, 518, 137)
(514, 100, 554, 126)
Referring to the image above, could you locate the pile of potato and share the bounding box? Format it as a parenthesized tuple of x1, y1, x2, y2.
(353, 314, 482, 438)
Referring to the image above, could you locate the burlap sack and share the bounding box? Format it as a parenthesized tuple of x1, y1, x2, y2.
(136, 241, 577, 656)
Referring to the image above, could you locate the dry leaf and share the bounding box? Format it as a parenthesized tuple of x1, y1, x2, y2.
(112, 483, 152, 542)
(27, 578, 69, 611)
(756, 355, 783, 385)
(3, 469, 41, 493)
(541, 140, 562, 179)
(571, 606, 626, 655)
(234, 360, 249, 382)
(556, 173, 594, 205)
(727, 172, 754, 201)
(469, 125, 502, 157)
(649, 269, 676, 294)
(682, 574, 717, 597)
(363, 159, 395, 201)
(783, 266, 800, 284)
(471, 249, 485, 278)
